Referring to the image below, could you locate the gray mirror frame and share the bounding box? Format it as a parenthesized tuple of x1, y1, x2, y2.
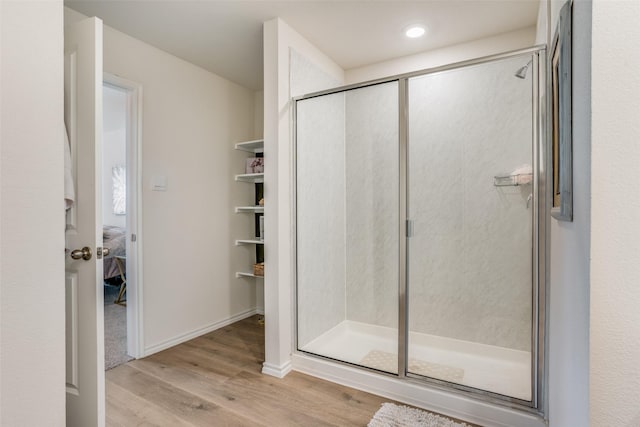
(550, 1, 573, 221)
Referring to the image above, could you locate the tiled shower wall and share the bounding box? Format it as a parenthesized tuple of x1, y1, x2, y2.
(407, 56, 533, 351)
(344, 82, 399, 329)
(297, 53, 534, 352)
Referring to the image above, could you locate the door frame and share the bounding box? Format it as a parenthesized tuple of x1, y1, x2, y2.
(103, 72, 144, 358)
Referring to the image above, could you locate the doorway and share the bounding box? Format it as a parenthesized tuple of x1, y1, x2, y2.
(102, 74, 143, 367)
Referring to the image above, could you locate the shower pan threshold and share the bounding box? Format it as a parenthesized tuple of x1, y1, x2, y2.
(300, 320, 531, 401)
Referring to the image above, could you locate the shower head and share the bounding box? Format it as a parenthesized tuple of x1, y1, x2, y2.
(514, 65, 529, 79)
(514, 60, 533, 79)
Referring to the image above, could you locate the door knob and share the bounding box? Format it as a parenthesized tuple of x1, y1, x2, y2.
(70, 246, 92, 261)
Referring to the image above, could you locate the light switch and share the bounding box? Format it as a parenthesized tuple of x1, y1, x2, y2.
(151, 175, 167, 191)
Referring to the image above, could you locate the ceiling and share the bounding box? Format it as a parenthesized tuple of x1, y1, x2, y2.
(66, 0, 540, 91)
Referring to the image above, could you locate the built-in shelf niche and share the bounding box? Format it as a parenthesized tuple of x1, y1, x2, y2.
(233, 138, 265, 282)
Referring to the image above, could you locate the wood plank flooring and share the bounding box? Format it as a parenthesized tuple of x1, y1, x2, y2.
(106, 315, 469, 426)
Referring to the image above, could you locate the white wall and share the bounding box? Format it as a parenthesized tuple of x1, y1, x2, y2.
(346, 27, 536, 84)
(104, 25, 257, 353)
(102, 85, 126, 228)
(535, 0, 548, 45)
(0, 1, 66, 425)
(65, 7, 258, 354)
(590, 1, 640, 425)
(263, 17, 345, 376)
(543, 1, 591, 425)
(254, 90, 264, 140)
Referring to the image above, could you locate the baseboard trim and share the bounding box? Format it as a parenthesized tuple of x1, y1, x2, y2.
(143, 308, 259, 356)
(291, 353, 545, 427)
(256, 308, 265, 315)
(262, 360, 292, 378)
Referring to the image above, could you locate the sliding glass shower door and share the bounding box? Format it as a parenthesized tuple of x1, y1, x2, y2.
(406, 55, 535, 401)
(296, 81, 400, 373)
(294, 48, 544, 409)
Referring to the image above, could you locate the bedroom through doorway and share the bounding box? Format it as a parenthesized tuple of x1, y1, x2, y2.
(102, 76, 142, 370)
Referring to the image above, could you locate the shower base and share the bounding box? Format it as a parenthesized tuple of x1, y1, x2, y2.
(300, 320, 531, 401)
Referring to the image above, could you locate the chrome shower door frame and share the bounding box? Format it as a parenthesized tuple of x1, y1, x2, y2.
(292, 45, 548, 417)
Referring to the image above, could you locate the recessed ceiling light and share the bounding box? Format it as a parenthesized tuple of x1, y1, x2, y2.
(405, 25, 426, 39)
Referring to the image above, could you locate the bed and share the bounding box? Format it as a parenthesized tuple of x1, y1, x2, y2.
(103, 225, 126, 281)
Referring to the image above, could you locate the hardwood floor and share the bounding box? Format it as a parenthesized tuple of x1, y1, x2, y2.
(106, 315, 393, 426)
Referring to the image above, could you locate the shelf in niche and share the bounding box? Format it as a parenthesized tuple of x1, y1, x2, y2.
(235, 173, 264, 183)
(235, 206, 264, 213)
(235, 239, 265, 246)
(234, 139, 264, 153)
(235, 272, 265, 279)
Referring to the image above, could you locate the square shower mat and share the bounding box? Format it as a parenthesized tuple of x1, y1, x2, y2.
(360, 350, 464, 383)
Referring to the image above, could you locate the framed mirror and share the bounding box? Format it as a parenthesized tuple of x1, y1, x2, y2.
(550, 1, 573, 222)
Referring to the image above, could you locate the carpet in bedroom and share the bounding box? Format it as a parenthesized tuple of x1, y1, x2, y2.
(104, 284, 133, 370)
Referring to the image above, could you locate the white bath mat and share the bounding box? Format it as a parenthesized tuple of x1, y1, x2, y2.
(368, 403, 470, 427)
(360, 350, 464, 383)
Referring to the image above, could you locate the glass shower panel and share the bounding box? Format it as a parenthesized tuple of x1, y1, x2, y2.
(407, 55, 534, 400)
(296, 82, 399, 373)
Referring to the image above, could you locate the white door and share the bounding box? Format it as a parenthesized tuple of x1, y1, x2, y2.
(64, 17, 105, 427)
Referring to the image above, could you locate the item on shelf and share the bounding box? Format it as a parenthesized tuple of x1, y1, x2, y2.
(253, 262, 264, 277)
(258, 198, 264, 206)
(246, 157, 264, 174)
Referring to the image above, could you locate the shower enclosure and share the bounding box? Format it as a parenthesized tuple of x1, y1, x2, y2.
(294, 48, 546, 410)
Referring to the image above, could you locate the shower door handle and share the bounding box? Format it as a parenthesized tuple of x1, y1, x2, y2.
(406, 220, 414, 238)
